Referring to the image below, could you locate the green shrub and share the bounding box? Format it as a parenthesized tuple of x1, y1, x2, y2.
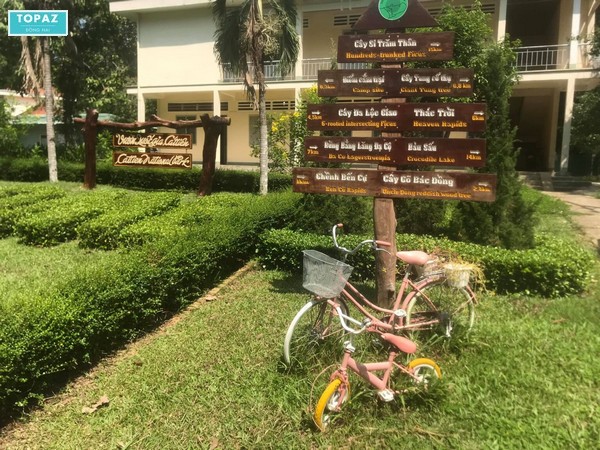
(0, 190, 301, 418)
(257, 229, 594, 298)
(286, 194, 373, 235)
(13, 190, 127, 246)
(0, 158, 49, 182)
(0, 186, 67, 237)
(0, 157, 292, 193)
(77, 192, 181, 250)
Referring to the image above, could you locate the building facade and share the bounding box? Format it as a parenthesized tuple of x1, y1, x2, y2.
(108, 0, 600, 173)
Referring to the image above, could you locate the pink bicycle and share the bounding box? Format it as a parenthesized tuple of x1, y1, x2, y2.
(283, 224, 476, 368)
(312, 309, 441, 431)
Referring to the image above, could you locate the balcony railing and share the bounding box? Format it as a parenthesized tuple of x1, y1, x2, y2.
(221, 58, 369, 82)
(220, 44, 596, 82)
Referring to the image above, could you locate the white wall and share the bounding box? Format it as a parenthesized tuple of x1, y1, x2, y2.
(138, 8, 219, 88)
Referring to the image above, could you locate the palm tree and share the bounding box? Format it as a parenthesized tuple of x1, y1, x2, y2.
(213, 0, 299, 194)
(20, 34, 58, 182)
(18, 0, 65, 182)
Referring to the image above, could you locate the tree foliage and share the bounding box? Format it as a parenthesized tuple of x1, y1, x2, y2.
(0, 0, 137, 156)
(396, 1, 536, 248)
(213, 0, 299, 194)
(570, 27, 600, 160)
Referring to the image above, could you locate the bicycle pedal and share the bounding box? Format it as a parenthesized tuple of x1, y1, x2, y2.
(377, 389, 395, 402)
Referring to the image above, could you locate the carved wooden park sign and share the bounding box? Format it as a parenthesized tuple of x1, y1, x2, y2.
(112, 151, 192, 169)
(337, 31, 454, 63)
(112, 132, 192, 149)
(318, 68, 474, 98)
(112, 132, 193, 170)
(304, 136, 486, 167)
(307, 103, 486, 132)
(293, 168, 496, 202)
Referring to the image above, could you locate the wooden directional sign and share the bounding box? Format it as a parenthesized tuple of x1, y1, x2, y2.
(352, 0, 438, 30)
(304, 136, 486, 167)
(318, 68, 474, 98)
(113, 151, 192, 169)
(337, 32, 454, 63)
(307, 103, 486, 133)
(113, 132, 192, 149)
(292, 167, 496, 202)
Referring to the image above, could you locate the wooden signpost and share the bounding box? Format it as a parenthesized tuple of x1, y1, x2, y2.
(317, 68, 474, 98)
(304, 136, 486, 167)
(112, 151, 193, 169)
(292, 0, 497, 306)
(306, 103, 487, 132)
(293, 168, 496, 202)
(337, 31, 455, 62)
(112, 132, 193, 150)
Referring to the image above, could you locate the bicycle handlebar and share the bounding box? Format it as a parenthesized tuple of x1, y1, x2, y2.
(332, 223, 391, 256)
(335, 305, 370, 334)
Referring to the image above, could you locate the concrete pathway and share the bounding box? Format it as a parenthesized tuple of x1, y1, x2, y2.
(541, 184, 600, 253)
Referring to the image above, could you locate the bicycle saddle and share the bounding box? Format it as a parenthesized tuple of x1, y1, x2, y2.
(396, 250, 430, 266)
(381, 333, 417, 354)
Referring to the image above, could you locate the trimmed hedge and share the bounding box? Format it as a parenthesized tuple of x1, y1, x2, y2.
(0, 158, 292, 193)
(13, 190, 129, 246)
(118, 192, 262, 248)
(257, 229, 595, 298)
(0, 190, 301, 419)
(77, 192, 181, 250)
(0, 186, 66, 237)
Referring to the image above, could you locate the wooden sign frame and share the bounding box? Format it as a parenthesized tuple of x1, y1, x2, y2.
(112, 151, 193, 169)
(304, 136, 486, 167)
(112, 132, 193, 150)
(307, 102, 486, 132)
(337, 32, 455, 63)
(317, 68, 474, 98)
(292, 167, 497, 202)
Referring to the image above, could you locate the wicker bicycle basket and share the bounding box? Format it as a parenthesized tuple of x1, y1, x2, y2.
(302, 250, 353, 298)
(443, 263, 472, 288)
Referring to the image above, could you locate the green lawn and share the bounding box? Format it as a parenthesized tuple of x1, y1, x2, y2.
(0, 186, 598, 448)
(0, 265, 598, 449)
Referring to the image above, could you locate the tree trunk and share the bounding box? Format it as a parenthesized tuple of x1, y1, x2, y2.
(42, 37, 58, 183)
(198, 114, 229, 196)
(258, 80, 269, 195)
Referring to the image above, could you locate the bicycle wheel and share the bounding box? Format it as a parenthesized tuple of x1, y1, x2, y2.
(283, 297, 349, 368)
(403, 277, 475, 340)
(407, 358, 442, 385)
(314, 378, 349, 431)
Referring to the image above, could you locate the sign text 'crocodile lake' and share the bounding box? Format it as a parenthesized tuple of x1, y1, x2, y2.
(304, 136, 486, 167)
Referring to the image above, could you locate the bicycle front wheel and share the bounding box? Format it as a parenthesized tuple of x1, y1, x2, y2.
(408, 358, 442, 385)
(283, 297, 349, 368)
(403, 277, 476, 339)
(314, 378, 349, 431)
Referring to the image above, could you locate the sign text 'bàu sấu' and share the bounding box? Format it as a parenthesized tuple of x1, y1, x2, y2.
(307, 103, 486, 132)
(304, 136, 486, 167)
(292, 167, 496, 202)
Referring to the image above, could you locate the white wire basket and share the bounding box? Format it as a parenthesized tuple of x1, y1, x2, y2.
(302, 250, 353, 298)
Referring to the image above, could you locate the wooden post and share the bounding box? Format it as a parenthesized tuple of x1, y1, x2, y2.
(83, 108, 99, 189)
(198, 114, 231, 196)
(374, 59, 404, 308)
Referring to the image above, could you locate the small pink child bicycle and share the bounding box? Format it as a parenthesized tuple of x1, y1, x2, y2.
(313, 307, 441, 431)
